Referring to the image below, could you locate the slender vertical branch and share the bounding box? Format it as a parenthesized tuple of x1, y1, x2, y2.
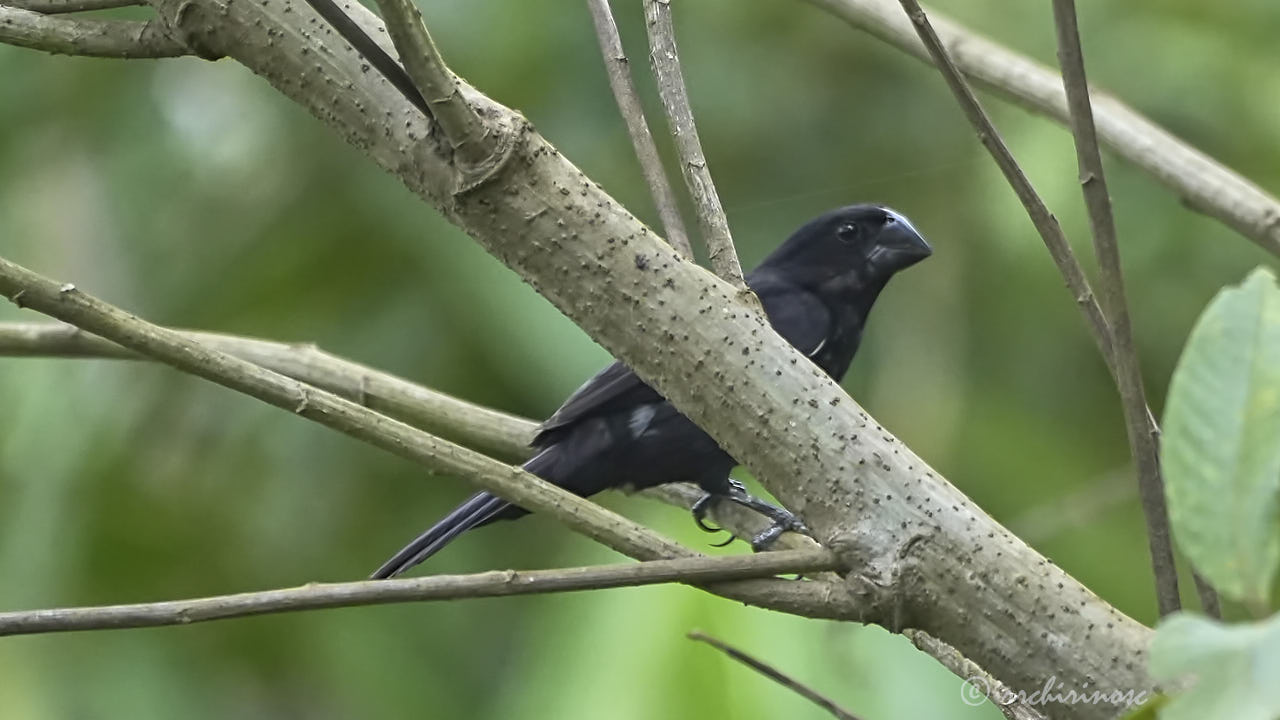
(894, 0, 1180, 614)
(586, 0, 693, 260)
(1050, 0, 1180, 616)
(687, 631, 865, 720)
(372, 0, 492, 164)
(641, 0, 749, 291)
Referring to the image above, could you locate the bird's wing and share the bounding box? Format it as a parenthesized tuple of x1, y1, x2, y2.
(750, 272, 831, 357)
(533, 361, 662, 445)
(533, 275, 829, 445)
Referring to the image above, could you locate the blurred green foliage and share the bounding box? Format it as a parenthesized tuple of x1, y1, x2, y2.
(1, 0, 1277, 717)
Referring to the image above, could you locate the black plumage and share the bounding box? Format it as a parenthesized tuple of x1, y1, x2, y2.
(372, 204, 931, 578)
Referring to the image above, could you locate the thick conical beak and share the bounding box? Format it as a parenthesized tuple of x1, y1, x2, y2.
(869, 209, 932, 271)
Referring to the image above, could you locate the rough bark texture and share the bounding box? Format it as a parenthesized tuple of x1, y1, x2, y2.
(138, 1, 1151, 716)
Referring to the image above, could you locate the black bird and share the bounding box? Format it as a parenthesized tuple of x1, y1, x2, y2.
(372, 205, 931, 578)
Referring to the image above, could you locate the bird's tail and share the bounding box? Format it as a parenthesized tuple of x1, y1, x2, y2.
(369, 447, 555, 579)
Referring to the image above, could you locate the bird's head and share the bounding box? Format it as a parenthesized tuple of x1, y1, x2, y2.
(761, 204, 932, 295)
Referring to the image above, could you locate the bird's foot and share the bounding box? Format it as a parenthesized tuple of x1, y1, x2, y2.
(749, 511, 810, 552)
(692, 479, 811, 551)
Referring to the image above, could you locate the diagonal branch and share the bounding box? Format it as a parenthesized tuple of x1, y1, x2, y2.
(895, 0, 1179, 616)
(370, 0, 492, 165)
(0, 263, 669, 565)
(806, 0, 1280, 257)
(688, 631, 865, 720)
(0, 320, 1113, 711)
(586, 0, 693, 260)
(0, 262, 858, 622)
(0, 5, 189, 58)
(641, 0, 748, 291)
(23, 0, 1159, 709)
(1049, 0, 1182, 617)
(0, 322, 537, 463)
(0, 550, 837, 637)
(6, 0, 142, 12)
(906, 631, 1049, 720)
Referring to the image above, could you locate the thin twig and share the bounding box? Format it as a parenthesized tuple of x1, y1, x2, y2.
(806, 0, 1280, 257)
(640, 0, 749, 291)
(0, 322, 536, 463)
(906, 631, 1049, 720)
(0, 322, 821, 555)
(892, 0, 1114, 372)
(0, 258, 687, 564)
(371, 0, 491, 164)
(0, 551, 836, 637)
(894, 0, 1180, 614)
(0, 265, 856, 622)
(688, 631, 865, 720)
(586, 0, 693, 260)
(0, 5, 189, 58)
(5, 0, 142, 13)
(1050, 0, 1179, 616)
(1192, 572, 1222, 619)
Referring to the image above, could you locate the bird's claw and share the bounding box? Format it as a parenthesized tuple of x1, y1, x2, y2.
(690, 493, 724, 533)
(692, 493, 739, 547)
(749, 512, 811, 552)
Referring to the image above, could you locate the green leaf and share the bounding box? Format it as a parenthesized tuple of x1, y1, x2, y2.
(1119, 693, 1167, 720)
(1150, 612, 1280, 720)
(1162, 266, 1280, 605)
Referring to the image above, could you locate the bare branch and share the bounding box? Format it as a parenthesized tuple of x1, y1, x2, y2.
(891, 0, 1114, 370)
(0, 5, 188, 58)
(1050, 0, 1179, 616)
(0, 319, 1147, 712)
(586, 0, 693, 260)
(0, 551, 837, 637)
(0, 259, 682, 565)
(641, 0, 748, 291)
(0, 322, 536, 463)
(0, 266, 860, 621)
(806, 0, 1280, 257)
(688, 631, 865, 720)
(33, 0, 1158, 707)
(5, 0, 142, 13)
(893, 0, 1180, 613)
(1192, 572, 1222, 620)
(371, 0, 492, 165)
(906, 631, 1049, 720)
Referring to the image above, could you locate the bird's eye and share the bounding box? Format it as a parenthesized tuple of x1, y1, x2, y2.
(836, 223, 861, 243)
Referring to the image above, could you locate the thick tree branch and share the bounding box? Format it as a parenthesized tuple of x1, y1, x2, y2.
(641, 0, 748, 291)
(18, 0, 1155, 713)
(0, 550, 836, 637)
(895, 0, 1180, 613)
(586, 0, 693, 260)
(688, 631, 865, 720)
(1050, 0, 1180, 617)
(0, 5, 188, 58)
(806, 0, 1280, 257)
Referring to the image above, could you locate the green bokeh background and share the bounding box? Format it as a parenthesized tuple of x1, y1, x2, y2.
(2, 1, 1277, 717)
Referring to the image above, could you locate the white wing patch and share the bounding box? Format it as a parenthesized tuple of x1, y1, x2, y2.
(627, 404, 658, 437)
(806, 337, 827, 358)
